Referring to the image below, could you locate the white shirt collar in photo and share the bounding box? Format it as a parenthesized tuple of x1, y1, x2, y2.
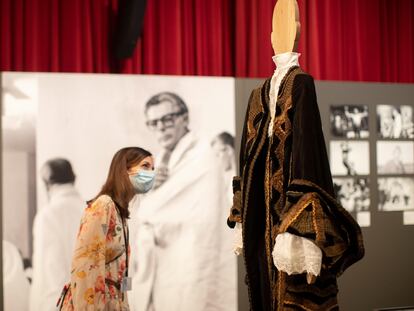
(157, 131, 197, 172)
(268, 52, 300, 136)
(48, 183, 80, 206)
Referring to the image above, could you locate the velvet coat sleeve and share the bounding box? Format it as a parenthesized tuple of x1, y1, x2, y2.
(227, 91, 256, 228)
(278, 74, 364, 276)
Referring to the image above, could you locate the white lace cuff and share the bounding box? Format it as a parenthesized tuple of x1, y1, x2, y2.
(272, 232, 322, 276)
(233, 223, 243, 256)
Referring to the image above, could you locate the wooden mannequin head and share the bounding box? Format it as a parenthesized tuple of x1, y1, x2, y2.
(271, 0, 301, 55)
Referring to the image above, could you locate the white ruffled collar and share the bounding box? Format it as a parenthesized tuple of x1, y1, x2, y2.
(272, 52, 301, 70)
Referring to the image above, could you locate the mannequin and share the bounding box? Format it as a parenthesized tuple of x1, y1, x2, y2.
(227, 1, 365, 310)
(272, 0, 317, 286)
(271, 0, 300, 54)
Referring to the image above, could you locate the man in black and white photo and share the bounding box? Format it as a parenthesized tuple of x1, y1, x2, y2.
(378, 178, 414, 211)
(30, 158, 84, 311)
(383, 145, 405, 174)
(330, 105, 369, 138)
(333, 178, 370, 213)
(378, 105, 414, 139)
(377, 141, 414, 175)
(211, 131, 236, 205)
(341, 142, 357, 176)
(330, 141, 370, 176)
(344, 105, 369, 138)
(129, 92, 234, 311)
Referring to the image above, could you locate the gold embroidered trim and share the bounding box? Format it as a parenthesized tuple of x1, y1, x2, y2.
(264, 151, 274, 295)
(245, 89, 265, 156)
(281, 297, 338, 311)
(268, 67, 303, 218)
(242, 109, 270, 310)
(289, 179, 364, 274)
(284, 300, 339, 311)
(228, 176, 243, 224)
(276, 66, 301, 103)
(276, 271, 286, 311)
(284, 301, 314, 311)
(270, 95, 294, 213)
(266, 67, 304, 309)
(279, 193, 319, 232)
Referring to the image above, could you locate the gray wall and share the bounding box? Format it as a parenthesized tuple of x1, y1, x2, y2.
(234, 78, 414, 311)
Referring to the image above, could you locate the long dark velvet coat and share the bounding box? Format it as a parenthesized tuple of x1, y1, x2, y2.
(228, 67, 364, 311)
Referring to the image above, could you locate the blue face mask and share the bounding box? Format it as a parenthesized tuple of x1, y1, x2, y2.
(129, 170, 156, 194)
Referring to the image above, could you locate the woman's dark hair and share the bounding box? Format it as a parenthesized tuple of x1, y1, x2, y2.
(93, 147, 152, 219)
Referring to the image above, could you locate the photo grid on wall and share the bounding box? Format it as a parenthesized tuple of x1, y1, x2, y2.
(329, 103, 414, 227)
(377, 105, 414, 225)
(330, 105, 371, 227)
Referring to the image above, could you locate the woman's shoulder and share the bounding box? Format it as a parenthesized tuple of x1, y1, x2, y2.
(87, 195, 116, 215)
(94, 194, 114, 205)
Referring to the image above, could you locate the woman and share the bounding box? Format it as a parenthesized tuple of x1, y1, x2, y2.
(58, 147, 155, 310)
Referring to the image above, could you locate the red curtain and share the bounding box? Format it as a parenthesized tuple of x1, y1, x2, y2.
(0, 0, 118, 72)
(1, 0, 414, 82)
(297, 0, 414, 82)
(119, 0, 233, 76)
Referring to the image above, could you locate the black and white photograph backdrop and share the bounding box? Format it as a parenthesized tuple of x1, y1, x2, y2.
(333, 177, 370, 213)
(2, 72, 238, 311)
(330, 105, 369, 138)
(377, 141, 414, 175)
(378, 177, 414, 211)
(377, 105, 414, 139)
(1, 73, 36, 311)
(330, 141, 370, 176)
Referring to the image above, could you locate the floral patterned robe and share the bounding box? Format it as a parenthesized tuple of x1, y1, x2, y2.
(60, 195, 130, 311)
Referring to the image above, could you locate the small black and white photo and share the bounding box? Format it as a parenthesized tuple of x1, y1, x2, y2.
(330, 105, 369, 139)
(377, 105, 414, 139)
(377, 141, 414, 175)
(378, 177, 414, 211)
(330, 141, 370, 176)
(333, 177, 370, 213)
